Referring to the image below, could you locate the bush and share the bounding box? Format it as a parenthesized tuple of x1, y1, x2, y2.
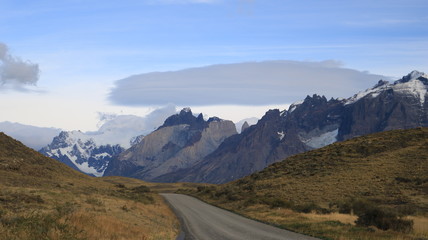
(261, 197, 294, 209)
(132, 185, 150, 193)
(293, 203, 330, 214)
(85, 198, 104, 206)
(355, 205, 413, 233)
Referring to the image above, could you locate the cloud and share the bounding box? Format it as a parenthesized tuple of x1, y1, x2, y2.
(109, 60, 389, 106)
(143, 104, 177, 130)
(0, 42, 40, 91)
(97, 104, 177, 134)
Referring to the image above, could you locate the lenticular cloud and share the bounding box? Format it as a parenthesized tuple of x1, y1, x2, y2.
(109, 60, 389, 106)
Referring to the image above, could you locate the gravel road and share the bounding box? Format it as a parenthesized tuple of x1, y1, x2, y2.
(161, 193, 319, 240)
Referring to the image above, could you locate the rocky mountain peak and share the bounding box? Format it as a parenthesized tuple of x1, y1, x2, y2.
(207, 117, 222, 123)
(260, 109, 280, 122)
(303, 94, 328, 105)
(396, 70, 427, 84)
(241, 121, 250, 132)
(160, 108, 206, 129)
(373, 79, 389, 88)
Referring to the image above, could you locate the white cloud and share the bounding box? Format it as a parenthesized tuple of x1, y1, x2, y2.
(0, 121, 61, 150)
(0, 42, 40, 91)
(96, 104, 177, 135)
(109, 60, 389, 106)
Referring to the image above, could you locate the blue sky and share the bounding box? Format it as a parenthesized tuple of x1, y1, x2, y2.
(0, 0, 427, 130)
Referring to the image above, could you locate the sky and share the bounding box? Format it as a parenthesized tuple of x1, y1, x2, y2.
(0, 0, 427, 131)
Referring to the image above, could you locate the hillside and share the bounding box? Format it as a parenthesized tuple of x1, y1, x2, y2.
(186, 128, 428, 240)
(0, 132, 179, 240)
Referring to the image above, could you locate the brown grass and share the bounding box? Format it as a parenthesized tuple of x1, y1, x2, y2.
(0, 132, 179, 240)
(184, 127, 428, 240)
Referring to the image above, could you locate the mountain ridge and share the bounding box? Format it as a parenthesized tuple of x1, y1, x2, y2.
(154, 70, 428, 183)
(103, 108, 237, 181)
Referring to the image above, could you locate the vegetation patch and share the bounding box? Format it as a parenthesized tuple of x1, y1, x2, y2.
(183, 128, 428, 240)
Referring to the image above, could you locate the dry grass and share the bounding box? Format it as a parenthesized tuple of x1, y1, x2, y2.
(0, 183, 179, 240)
(301, 212, 357, 225)
(65, 194, 178, 240)
(0, 132, 179, 240)
(185, 128, 428, 240)
(409, 216, 428, 235)
(103, 176, 210, 193)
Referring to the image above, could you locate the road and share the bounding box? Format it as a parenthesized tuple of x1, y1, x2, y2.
(161, 193, 319, 240)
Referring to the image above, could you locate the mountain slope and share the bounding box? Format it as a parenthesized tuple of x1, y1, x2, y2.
(0, 132, 178, 240)
(188, 127, 428, 240)
(157, 71, 428, 183)
(0, 132, 88, 184)
(104, 108, 237, 181)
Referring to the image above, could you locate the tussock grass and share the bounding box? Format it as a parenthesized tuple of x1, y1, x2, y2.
(0, 132, 179, 240)
(185, 128, 428, 240)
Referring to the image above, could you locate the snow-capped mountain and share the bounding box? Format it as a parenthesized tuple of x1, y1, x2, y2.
(40, 131, 126, 176)
(40, 108, 177, 176)
(155, 71, 428, 183)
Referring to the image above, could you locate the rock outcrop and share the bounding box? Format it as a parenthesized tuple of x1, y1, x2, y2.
(103, 108, 237, 181)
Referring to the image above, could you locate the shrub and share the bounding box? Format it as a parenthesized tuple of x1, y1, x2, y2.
(355, 205, 413, 233)
(132, 185, 150, 193)
(292, 203, 330, 214)
(85, 198, 104, 206)
(261, 197, 294, 209)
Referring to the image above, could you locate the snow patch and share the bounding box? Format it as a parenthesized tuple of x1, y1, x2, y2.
(345, 84, 390, 105)
(74, 161, 104, 177)
(288, 100, 304, 113)
(345, 71, 428, 105)
(277, 131, 285, 140)
(94, 152, 111, 158)
(302, 129, 338, 149)
(392, 79, 427, 105)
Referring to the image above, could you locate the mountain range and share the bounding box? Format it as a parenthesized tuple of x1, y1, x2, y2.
(6, 70, 427, 183)
(152, 70, 428, 183)
(39, 114, 165, 176)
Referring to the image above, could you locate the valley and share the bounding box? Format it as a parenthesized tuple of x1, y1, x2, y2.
(1, 71, 427, 240)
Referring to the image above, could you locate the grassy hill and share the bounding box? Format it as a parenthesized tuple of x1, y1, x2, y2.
(183, 127, 428, 240)
(0, 132, 179, 240)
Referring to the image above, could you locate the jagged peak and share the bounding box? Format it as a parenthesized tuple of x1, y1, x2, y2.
(345, 70, 428, 106)
(207, 116, 223, 123)
(395, 70, 427, 84)
(373, 79, 389, 88)
(179, 107, 193, 115)
(240, 121, 250, 132)
(159, 108, 208, 129)
(260, 109, 280, 122)
(288, 100, 303, 113)
(300, 94, 328, 106)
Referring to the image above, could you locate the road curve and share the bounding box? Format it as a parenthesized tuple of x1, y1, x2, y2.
(161, 193, 319, 240)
